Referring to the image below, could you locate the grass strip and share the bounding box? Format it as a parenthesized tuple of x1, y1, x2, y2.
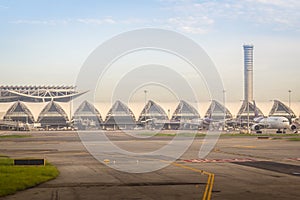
(135, 132, 299, 137)
(135, 132, 206, 137)
(0, 157, 59, 197)
(0, 135, 31, 139)
(287, 137, 300, 141)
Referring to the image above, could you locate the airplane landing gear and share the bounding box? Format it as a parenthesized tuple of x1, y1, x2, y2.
(276, 129, 283, 134)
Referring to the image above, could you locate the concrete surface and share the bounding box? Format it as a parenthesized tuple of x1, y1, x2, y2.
(0, 131, 299, 200)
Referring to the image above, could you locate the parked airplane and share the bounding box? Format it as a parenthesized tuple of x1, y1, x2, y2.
(182, 117, 231, 130)
(251, 101, 295, 133)
(183, 117, 212, 129)
(140, 118, 167, 129)
(251, 116, 290, 133)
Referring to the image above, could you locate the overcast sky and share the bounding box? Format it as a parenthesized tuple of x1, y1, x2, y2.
(0, 0, 299, 102)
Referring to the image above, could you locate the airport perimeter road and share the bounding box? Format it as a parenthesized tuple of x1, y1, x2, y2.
(0, 131, 299, 200)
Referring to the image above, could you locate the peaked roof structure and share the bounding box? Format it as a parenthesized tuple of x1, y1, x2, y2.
(73, 101, 102, 124)
(236, 101, 264, 120)
(205, 100, 233, 120)
(104, 100, 136, 125)
(269, 100, 296, 120)
(138, 100, 168, 122)
(0, 85, 87, 102)
(171, 100, 200, 121)
(3, 101, 34, 123)
(37, 101, 69, 126)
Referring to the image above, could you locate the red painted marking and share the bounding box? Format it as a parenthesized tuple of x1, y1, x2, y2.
(286, 158, 300, 161)
(183, 158, 256, 163)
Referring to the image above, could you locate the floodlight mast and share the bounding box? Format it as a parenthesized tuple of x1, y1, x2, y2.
(144, 90, 148, 128)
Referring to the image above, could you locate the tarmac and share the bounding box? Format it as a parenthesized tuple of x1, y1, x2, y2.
(0, 130, 299, 200)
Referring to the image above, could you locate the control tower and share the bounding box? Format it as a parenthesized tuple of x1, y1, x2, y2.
(243, 44, 254, 102)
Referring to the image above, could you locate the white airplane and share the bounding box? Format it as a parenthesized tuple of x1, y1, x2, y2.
(251, 101, 295, 133)
(188, 117, 212, 128)
(182, 117, 227, 130)
(140, 118, 167, 129)
(251, 116, 290, 133)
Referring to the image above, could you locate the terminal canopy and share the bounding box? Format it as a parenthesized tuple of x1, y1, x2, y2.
(171, 100, 200, 121)
(236, 100, 263, 121)
(4, 101, 34, 123)
(205, 100, 233, 121)
(73, 101, 102, 128)
(104, 100, 136, 125)
(37, 101, 69, 127)
(269, 100, 296, 122)
(138, 100, 168, 122)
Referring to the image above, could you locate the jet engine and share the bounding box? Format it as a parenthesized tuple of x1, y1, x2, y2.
(290, 124, 298, 133)
(251, 124, 260, 131)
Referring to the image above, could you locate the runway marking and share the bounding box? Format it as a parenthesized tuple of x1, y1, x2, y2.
(183, 158, 256, 163)
(97, 153, 215, 200)
(232, 161, 300, 176)
(286, 158, 300, 161)
(51, 189, 59, 200)
(171, 162, 214, 200)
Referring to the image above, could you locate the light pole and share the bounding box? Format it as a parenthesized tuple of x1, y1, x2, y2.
(144, 90, 148, 122)
(69, 97, 73, 127)
(223, 90, 226, 131)
(247, 100, 250, 134)
(288, 90, 291, 109)
(288, 90, 292, 124)
(168, 109, 171, 130)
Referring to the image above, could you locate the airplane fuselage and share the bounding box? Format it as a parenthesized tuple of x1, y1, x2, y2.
(253, 116, 290, 130)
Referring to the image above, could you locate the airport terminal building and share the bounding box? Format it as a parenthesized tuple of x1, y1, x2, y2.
(1, 45, 298, 131)
(0, 85, 299, 130)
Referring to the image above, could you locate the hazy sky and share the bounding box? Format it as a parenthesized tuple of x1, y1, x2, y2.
(0, 0, 299, 102)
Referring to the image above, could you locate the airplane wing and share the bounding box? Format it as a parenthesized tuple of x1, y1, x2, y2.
(257, 122, 271, 129)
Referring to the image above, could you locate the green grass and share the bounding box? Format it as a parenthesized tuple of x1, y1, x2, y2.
(287, 137, 300, 141)
(135, 132, 299, 138)
(0, 157, 59, 197)
(221, 133, 272, 137)
(137, 131, 300, 137)
(221, 133, 300, 137)
(0, 135, 31, 139)
(135, 132, 206, 137)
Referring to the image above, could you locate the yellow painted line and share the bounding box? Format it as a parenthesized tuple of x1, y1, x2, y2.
(171, 162, 214, 200)
(207, 174, 214, 200)
(172, 162, 210, 176)
(202, 174, 211, 200)
(98, 153, 215, 199)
